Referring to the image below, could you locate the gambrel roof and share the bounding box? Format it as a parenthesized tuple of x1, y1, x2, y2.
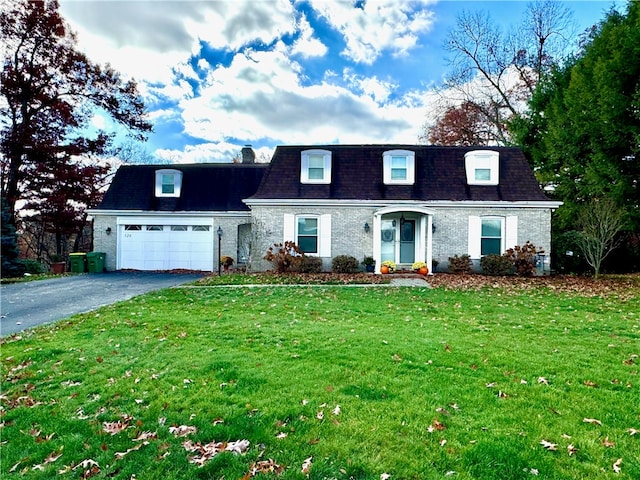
(98, 163, 267, 211)
(249, 145, 551, 202)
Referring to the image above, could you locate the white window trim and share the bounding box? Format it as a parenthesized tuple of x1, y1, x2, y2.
(383, 150, 415, 185)
(283, 213, 331, 257)
(155, 169, 183, 197)
(468, 215, 518, 259)
(465, 150, 499, 185)
(301, 149, 332, 184)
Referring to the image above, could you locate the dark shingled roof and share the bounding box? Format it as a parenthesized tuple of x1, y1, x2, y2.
(249, 145, 551, 202)
(98, 163, 268, 211)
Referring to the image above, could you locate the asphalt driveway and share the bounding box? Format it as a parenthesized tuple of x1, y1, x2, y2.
(0, 271, 205, 336)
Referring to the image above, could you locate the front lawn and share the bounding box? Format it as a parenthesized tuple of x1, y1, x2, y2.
(1, 277, 639, 479)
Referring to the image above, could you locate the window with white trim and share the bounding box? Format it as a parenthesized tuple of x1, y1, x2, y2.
(301, 149, 332, 184)
(468, 215, 518, 259)
(297, 217, 318, 254)
(383, 150, 415, 185)
(283, 213, 332, 257)
(155, 169, 183, 197)
(480, 218, 503, 255)
(465, 150, 499, 185)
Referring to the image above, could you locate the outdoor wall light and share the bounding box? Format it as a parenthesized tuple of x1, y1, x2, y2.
(217, 226, 223, 238)
(105, 227, 112, 235)
(363, 222, 370, 233)
(432, 223, 436, 233)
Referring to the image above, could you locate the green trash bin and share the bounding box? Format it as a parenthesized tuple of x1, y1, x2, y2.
(86, 252, 106, 273)
(69, 252, 87, 273)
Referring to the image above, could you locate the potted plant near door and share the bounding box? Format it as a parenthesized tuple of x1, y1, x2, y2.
(412, 261, 429, 275)
(50, 254, 66, 274)
(380, 260, 396, 274)
(220, 255, 235, 272)
(362, 256, 375, 273)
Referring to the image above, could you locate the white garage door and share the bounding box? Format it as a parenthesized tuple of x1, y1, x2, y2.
(119, 223, 214, 271)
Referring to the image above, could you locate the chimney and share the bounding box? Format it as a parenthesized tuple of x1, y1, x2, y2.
(241, 145, 255, 164)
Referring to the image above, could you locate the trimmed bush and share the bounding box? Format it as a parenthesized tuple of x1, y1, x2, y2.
(480, 254, 513, 276)
(20, 259, 47, 274)
(299, 256, 323, 273)
(332, 255, 359, 274)
(448, 254, 472, 274)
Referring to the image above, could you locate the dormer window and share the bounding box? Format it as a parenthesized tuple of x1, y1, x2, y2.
(155, 169, 183, 197)
(383, 150, 415, 185)
(465, 150, 499, 185)
(301, 149, 331, 184)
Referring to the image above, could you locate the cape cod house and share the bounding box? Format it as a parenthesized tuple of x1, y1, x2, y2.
(90, 145, 561, 273)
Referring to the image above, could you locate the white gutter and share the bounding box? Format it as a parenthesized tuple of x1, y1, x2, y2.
(243, 199, 563, 209)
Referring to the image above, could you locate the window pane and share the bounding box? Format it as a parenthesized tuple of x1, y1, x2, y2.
(391, 168, 407, 180)
(475, 168, 491, 181)
(297, 218, 317, 235)
(161, 174, 175, 194)
(192, 225, 210, 232)
(124, 225, 141, 231)
(170, 225, 188, 231)
(481, 219, 501, 237)
(147, 225, 163, 231)
(481, 238, 502, 255)
(298, 236, 318, 253)
(391, 156, 406, 168)
(308, 168, 324, 179)
(307, 155, 325, 180)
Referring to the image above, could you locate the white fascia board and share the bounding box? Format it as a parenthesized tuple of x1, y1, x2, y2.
(88, 209, 251, 218)
(243, 199, 563, 209)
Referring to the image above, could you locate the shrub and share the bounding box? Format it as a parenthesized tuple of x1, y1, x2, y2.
(504, 241, 540, 277)
(480, 254, 513, 276)
(332, 255, 359, 274)
(299, 256, 323, 273)
(263, 241, 303, 273)
(448, 254, 472, 274)
(20, 259, 46, 274)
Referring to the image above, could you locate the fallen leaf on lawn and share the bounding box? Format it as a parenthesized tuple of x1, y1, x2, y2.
(392, 354, 402, 362)
(276, 432, 288, 439)
(133, 431, 157, 442)
(613, 458, 622, 474)
(628, 428, 639, 436)
(498, 391, 509, 398)
(103, 421, 129, 435)
(169, 425, 197, 437)
(302, 399, 308, 406)
(602, 437, 615, 448)
(115, 442, 145, 460)
(301, 456, 313, 475)
(583, 418, 602, 426)
(540, 440, 558, 451)
(316, 411, 324, 420)
(485, 382, 496, 388)
(381, 474, 391, 480)
(561, 434, 572, 439)
(333, 405, 341, 415)
(567, 444, 578, 456)
(537, 377, 549, 385)
(432, 419, 446, 431)
(583, 380, 598, 388)
(440, 439, 447, 446)
(212, 417, 224, 425)
(247, 459, 284, 477)
(184, 439, 250, 467)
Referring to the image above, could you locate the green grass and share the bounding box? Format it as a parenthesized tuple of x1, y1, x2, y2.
(1, 281, 639, 479)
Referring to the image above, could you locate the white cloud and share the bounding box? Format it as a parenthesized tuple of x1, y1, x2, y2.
(342, 69, 398, 103)
(154, 142, 273, 164)
(290, 14, 328, 58)
(308, 0, 436, 64)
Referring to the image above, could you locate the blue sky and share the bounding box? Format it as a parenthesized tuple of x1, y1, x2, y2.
(58, 0, 625, 163)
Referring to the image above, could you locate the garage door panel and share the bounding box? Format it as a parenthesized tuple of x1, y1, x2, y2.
(119, 222, 214, 271)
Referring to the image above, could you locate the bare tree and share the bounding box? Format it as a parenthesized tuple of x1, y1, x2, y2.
(576, 197, 626, 279)
(430, 0, 575, 145)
